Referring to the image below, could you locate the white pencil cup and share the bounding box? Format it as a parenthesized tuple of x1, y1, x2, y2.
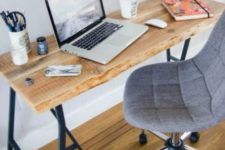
(8, 29, 30, 65)
(119, 0, 139, 19)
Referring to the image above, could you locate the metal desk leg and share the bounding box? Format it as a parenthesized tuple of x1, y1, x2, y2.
(166, 38, 191, 62)
(8, 88, 21, 150)
(166, 49, 171, 62)
(52, 105, 82, 150)
(180, 38, 191, 61)
(7, 89, 81, 150)
(55, 105, 66, 150)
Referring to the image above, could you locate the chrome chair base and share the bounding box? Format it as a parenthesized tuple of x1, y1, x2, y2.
(143, 131, 197, 150)
(159, 145, 196, 150)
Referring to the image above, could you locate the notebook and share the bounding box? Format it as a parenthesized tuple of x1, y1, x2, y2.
(161, 0, 214, 21)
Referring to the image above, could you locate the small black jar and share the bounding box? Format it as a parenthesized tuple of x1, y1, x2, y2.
(37, 37, 48, 55)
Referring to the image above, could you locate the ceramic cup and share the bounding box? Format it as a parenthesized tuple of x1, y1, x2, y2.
(119, 0, 139, 19)
(8, 29, 30, 65)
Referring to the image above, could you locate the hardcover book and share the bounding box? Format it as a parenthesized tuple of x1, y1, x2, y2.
(161, 0, 214, 21)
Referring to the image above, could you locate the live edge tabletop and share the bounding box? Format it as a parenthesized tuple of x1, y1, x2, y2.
(0, 0, 224, 113)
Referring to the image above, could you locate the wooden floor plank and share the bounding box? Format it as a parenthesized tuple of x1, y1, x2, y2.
(98, 128, 164, 150)
(41, 103, 225, 150)
(85, 120, 132, 150)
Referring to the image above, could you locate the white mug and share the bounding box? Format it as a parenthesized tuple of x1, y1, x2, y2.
(8, 29, 30, 65)
(119, 0, 139, 19)
(10, 47, 29, 66)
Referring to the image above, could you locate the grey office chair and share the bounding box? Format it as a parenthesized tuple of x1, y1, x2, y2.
(124, 11, 225, 150)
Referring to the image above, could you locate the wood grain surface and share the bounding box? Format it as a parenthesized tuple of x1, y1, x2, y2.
(0, 0, 224, 113)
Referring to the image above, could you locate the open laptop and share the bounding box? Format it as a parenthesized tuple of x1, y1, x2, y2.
(45, 0, 148, 64)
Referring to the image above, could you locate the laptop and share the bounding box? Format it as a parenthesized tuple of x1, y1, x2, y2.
(45, 0, 148, 64)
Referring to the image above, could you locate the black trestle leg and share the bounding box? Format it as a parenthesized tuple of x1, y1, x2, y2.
(7, 88, 81, 150)
(166, 38, 191, 62)
(8, 88, 21, 150)
(55, 105, 66, 150)
(166, 49, 171, 62)
(180, 38, 191, 61)
(53, 105, 82, 150)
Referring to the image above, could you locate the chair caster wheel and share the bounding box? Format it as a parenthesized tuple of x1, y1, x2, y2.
(139, 133, 148, 144)
(189, 132, 200, 143)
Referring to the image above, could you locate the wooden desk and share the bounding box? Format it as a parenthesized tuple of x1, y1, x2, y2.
(0, 0, 224, 149)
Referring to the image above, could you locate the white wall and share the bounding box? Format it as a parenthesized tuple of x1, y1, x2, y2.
(0, 0, 223, 149)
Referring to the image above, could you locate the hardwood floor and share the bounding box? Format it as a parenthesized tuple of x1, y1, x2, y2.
(40, 103, 225, 150)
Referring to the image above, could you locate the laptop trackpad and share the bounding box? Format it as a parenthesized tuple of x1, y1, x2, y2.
(108, 34, 132, 47)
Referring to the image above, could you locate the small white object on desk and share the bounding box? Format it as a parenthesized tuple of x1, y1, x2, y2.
(145, 19, 168, 29)
(45, 65, 82, 77)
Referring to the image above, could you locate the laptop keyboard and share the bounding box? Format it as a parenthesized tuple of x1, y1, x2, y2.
(72, 22, 123, 50)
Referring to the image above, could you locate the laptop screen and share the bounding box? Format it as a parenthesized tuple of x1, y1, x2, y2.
(47, 0, 105, 44)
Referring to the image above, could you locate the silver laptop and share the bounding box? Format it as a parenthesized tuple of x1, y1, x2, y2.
(45, 0, 148, 64)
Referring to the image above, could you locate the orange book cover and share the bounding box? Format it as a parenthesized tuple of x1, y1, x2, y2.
(161, 0, 214, 21)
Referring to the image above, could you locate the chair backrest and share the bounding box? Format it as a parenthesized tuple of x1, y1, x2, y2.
(193, 11, 225, 119)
